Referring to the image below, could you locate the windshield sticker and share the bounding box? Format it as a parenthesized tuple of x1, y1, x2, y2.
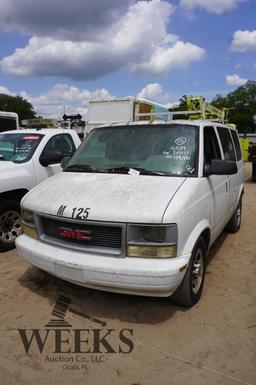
(23, 136, 40, 140)
(175, 137, 186, 146)
(128, 168, 140, 176)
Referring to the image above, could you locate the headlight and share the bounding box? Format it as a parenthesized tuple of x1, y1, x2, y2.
(21, 209, 37, 239)
(141, 226, 166, 243)
(21, 223, 38, 239)
(127, 245, 177, 258)
(21, 209, 34, 224)
(127, 224, 177, 258)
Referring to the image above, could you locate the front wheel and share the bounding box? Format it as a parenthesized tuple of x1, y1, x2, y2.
(0, 200, 22, 252)
(171, 237, 206, 307)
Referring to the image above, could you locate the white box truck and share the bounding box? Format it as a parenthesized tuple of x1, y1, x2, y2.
(85, 98, 170, 135)
(0, 111, 19, 132)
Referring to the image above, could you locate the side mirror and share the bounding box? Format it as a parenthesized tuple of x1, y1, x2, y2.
(61, 156, 71, 169)
(205, 159, 238, 176)
(40, 150, 63, 167)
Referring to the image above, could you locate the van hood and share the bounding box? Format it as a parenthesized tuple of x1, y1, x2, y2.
(22, 172, 186, 223)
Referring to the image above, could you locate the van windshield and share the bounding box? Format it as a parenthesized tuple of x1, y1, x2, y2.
(66, 124, 198, 177)
(0, 133, 43, 163)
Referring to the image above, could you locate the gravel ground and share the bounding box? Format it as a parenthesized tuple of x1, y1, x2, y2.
(0, 162, 255, 385)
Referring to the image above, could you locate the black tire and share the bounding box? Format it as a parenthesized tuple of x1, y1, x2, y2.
(225, 199, 242, 233)
(171, 237, 206, 307)
(0, 200, 22, 252)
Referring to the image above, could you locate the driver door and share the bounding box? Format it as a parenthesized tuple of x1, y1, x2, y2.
(34, 133, 76, 185)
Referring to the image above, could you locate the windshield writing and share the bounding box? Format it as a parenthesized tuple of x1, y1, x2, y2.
(0, 133, 43, 162)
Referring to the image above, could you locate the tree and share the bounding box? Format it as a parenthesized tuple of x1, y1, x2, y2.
(211, 81, 256, 133)
(168, 95, 188, 119)
(0, 94, 36, 124)
(169, 81, 256, 133)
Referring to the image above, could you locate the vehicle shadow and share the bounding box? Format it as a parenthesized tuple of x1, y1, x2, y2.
(206, 231, 228, 267)
(18, 265, 186, 326)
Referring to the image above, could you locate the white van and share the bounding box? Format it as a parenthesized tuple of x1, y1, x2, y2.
(16, 120, 244, 307)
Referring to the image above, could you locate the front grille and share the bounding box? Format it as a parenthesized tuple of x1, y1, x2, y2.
(40, 217, 122, 249)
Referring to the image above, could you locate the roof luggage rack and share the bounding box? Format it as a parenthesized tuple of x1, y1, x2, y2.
(135, 96, 228, 124)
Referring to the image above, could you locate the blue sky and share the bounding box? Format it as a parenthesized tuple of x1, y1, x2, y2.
(0, 0, 255, 118)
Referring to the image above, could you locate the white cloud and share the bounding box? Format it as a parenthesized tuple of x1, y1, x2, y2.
(226, 74, 248, 86)
(1, 82, 175, 119)
(132, 41, 205, 74)
(137, 83, 170, 103)
(20, 84, 113, 119)
(231, 30, 256, 52)
(0, 0, 204, 80)
(0, 85, 14, 95)
(180, 0, 245, 14)
(0, 0, 131, 41)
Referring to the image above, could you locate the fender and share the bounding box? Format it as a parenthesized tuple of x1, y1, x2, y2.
(180, 220, 211, 257)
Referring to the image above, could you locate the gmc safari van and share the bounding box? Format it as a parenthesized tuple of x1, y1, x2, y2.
(16, 121, 245, 307)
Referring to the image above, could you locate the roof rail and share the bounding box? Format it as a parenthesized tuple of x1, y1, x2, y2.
(135, 96, 227, 124)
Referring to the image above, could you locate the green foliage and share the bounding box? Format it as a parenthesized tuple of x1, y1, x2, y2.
(168, 95, 188, 119)
(211, 81, 256, 133)
(170, 81, 256, 133)
(0, 94, 36, 124)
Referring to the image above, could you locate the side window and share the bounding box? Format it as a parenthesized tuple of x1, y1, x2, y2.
(204, 126, 221, 163)
(217, 127, 236, 161)
(230, 130, 242, 161)
(41, 134, 76, 159)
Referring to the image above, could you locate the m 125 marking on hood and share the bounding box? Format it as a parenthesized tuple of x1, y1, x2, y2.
(57, 205, 91, 220)
(57, 205, 67, 217)
(71, 207, 90, 220)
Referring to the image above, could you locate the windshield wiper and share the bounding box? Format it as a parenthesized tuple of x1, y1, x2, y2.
(64, 164, 108, 173)
(64, 164, 187, 176)
(105, 166, 175, 176)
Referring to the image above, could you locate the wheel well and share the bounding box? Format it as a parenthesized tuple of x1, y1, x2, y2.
(199, 228, 211, 253)
(0, 189, 28, 203)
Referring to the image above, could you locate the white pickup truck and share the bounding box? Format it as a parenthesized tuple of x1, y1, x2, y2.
(0, 129, 81, 251)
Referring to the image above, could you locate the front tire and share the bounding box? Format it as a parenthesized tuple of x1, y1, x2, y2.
(171, 237, 206, 307)
(0, 200, 22, 252)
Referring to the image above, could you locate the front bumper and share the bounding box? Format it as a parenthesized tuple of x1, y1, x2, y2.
(16, 235, 190, 297)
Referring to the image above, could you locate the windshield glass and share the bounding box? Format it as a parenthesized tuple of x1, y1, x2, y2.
(67, 124, 198, 176)
(0, 133, 43, 163)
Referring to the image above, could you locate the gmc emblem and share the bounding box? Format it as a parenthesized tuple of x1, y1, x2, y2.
(59, 227, 92, 241)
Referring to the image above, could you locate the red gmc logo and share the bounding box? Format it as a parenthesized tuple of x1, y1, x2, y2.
(59, 227, 92, 241)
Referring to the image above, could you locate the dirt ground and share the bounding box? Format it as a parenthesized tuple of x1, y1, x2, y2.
(0, 163, 255, 385)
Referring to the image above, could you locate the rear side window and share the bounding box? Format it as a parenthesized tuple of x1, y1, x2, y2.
(217, 127, 236, 161)
(230, 130, 242, 161)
